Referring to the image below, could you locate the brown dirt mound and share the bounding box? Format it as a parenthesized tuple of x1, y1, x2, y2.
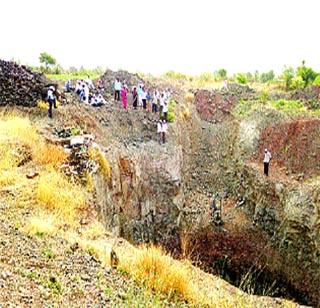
(254, 119, 320, 177)
(194, 84, 256, 122)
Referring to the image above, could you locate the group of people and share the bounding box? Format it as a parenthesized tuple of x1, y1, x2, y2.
(66, 77, 106, 107)
(114, 79, 171, 116)
(114, 78, 172, 144)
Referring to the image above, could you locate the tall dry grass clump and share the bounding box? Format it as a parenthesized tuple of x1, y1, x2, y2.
(36, 170, 86, 224)
(89, 148, 111, 180)
(119, 246, 198, 303)
(33, 143, 67, 167)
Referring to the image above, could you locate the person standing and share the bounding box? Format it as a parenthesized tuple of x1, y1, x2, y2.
(161, 119, 168, 144)
(159, 93, 165, 116)
(146, 91, 152, 112)
(46, 86, 56, 118)
(132, 87, 138, 110)
(152, 90, 159, 113)
(114, 78, 121, 101)
(263, 148, 272, 176)
(137, 84, 143, 107)
(141, 86, 147, 110)
(121, 85, 128, 109)
(157, 119, 162, 144)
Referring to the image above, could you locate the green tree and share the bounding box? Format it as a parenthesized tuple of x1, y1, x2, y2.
(214, 69, 227, 80)
(39, 52, 57, 71)
(260, 70, 275, 83)
(296, 60, 317, 88)
(280, 67, 294, 90)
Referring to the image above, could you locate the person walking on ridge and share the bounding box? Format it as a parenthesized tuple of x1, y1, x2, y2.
(263, 148, 272, 176)
(46, 85, 57, 118)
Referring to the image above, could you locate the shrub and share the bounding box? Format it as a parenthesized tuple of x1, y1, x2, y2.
(269, 99, 306, 114)
(296, 60, 318, 87)
(198, 72, 215, 83)
(290, 76, 305, 90)
(236, 73, 248, 84)
(164, 71, 188, 80)
(214, 69, 227, 81)
(313, 75, 320, 86)
(168, 100, 176, 123)
(280, 67, 295, 90)
(260, 71, 275, 83)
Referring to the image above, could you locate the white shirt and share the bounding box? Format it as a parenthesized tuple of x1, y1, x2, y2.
(47, 89, 54, 100)
(114, 80, 121, 91)
(141, 90, 147, 100)
(162, 122, 168, 133)
(157, 122, 162, 133)
(163, 102, 168, 113)
(86, 78, 94, 89)
(263, 151, 272, 163)
(159, 97, 165, 107)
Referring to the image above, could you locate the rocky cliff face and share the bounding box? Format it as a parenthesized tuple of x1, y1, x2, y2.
(81, 82, 319, 305)
(94, 142, 184, 244)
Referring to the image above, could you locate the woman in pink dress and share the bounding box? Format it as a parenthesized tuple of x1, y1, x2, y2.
(121, 86, 128, 109)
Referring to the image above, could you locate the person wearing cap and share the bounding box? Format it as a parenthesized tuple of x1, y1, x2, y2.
(263, 148, 272, 176)
(46, 85, 56, 118)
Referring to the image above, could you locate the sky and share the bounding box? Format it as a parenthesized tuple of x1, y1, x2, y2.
(1, 0, 319, 75)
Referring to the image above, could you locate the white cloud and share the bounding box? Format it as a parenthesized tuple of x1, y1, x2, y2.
(1, 0, 319, 75)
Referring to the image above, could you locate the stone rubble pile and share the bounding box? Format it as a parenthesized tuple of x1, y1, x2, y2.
(0, 59, 49, 106)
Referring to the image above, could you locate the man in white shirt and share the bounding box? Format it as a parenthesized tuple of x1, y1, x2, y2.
(161, 119, 168, 144)
(114, 78, 121, 101)
(46, 86, 56, 118)
(263, 148, 272, 176)
(86, 76, 94, 90)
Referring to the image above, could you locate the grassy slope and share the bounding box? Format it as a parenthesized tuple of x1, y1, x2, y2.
(0, 107, 301, 307)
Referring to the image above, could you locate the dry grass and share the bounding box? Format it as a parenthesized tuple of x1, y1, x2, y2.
(81, 221, 106, 240)
(63, 230, 112, 267)
(85, 172, 94, 192)
(184, 92, 194, 103)
(180, 105, 191, 121)
(33, 143, 67, 167)
(0, 169, 19, 187)
(89, 148, 111, 180)
(36, 169, 86, 224)
(23, 213, 57, 236)
(121, 246, 193, 301)
(0, 116, 38, 147)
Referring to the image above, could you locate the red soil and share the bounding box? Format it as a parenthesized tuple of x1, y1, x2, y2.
(254, 119, 320, 177)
